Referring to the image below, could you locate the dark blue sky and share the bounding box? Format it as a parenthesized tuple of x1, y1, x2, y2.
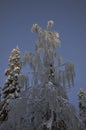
(0, 0, 86, 109)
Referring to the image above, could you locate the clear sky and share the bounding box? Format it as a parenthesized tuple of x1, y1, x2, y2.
(0, 0, 86, 109)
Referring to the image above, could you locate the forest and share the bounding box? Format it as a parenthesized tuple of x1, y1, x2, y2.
(0, 20, 86, 130)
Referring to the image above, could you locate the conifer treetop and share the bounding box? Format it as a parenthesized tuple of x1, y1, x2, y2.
(8, 45, 21, 69)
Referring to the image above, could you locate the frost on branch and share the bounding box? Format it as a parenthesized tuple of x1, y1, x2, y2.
(23, 20, 75, 88)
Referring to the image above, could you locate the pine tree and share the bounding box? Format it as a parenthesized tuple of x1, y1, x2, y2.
(0, 46, 22, 122)
(2, 45, 22, 99)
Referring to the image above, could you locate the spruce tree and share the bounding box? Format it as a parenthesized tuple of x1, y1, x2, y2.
(2, 45, 22, 99)
(0, 46, 22, 122)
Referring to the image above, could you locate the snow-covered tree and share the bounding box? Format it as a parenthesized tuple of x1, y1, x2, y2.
(0, 46, 22, 122)
(0, 20, 85, 130)
(2, 45, 22, 99)
(23, 20, 75, 88)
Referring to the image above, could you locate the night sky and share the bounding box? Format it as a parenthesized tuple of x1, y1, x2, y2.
(0, 0, 86, 110)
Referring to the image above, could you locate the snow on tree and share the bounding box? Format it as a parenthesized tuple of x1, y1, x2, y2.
(78, 88, 86, 127)
(23, 20, 75, 88)
(2, 45, 22, 99)
(0, 84, 85, 130)
(0, 20, 85, 130)
(0, 46, 22, 122)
